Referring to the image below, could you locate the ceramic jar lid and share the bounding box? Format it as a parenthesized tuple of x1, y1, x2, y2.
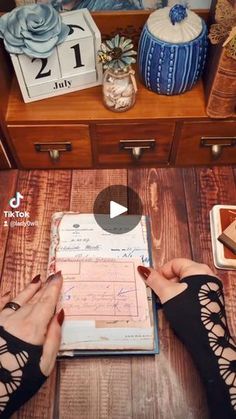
(147, 4, 203, 44)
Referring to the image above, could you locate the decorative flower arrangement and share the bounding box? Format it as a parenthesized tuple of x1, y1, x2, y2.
(98, 34, 137, 112)
(0, 4, 69, 58)
(98, 34, 137, 71)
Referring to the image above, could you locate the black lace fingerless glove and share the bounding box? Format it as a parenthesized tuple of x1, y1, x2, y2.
(163, 275, 236, 419)
(0, 326, 47, 418)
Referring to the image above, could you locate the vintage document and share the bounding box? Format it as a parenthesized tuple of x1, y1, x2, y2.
(48, 213, 156, 352)
(56, 259, 149, 321)
(48, 213, 151, 271)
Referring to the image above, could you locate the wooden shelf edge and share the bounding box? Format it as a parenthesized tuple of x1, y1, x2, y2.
(6, 76, 211, 124)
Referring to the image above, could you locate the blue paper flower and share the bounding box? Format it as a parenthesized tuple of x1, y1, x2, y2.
(0, 4, 69, 58)
(98, 34, 137, 70)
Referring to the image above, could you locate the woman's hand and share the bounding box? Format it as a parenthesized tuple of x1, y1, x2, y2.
(139, 260, 236, 418)
(0, 271, 64, 417)
(0, 271, 64, 376)
(138, 258, 215, 304)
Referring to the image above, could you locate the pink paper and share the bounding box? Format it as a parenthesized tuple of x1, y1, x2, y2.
(56, 259, 149, 321)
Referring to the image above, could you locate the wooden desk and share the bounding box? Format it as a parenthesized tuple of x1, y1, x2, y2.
(0, 166, 235, 419)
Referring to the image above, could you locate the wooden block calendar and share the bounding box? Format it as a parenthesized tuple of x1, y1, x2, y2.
(10, 9, 102, 103)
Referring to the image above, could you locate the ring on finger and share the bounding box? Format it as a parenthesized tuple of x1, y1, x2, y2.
(3, 301, 21, 311)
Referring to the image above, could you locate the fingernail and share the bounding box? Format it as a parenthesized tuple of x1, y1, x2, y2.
(138, 266, 151, 280)
(31, 274, 41, 284)
(46, 270, 62, 283)
(2, 291, 11, 298)
(57, 308, 65, 326)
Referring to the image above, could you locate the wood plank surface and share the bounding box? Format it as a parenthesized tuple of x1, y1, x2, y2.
(58, 169, 131, 419)
(0, 170, 72, 419)
(58, 357, 132, 419)
(128, 168, 208, 419)
(70, 169, 127, 212)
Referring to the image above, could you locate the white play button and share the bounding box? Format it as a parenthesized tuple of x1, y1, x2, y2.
(93, 185, 143, 234)
(110, 201, 127, 219)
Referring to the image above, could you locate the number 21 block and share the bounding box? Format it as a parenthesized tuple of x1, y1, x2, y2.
(10, 9, 102, 102)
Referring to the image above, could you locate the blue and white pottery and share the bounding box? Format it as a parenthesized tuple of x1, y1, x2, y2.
(138, 4, 208, 95)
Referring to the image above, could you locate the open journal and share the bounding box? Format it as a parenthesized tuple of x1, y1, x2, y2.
(48, 213, 158, 356)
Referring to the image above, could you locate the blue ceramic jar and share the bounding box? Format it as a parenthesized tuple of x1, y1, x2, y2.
(138, 4, 208, 95)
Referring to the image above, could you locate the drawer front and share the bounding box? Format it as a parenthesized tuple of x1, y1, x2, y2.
(94, 123, 175, 167)
(176, 121, 236, 165)
(8, 125, 92, 169)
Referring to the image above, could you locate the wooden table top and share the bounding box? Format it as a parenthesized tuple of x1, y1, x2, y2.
(0, 166, 235, 419)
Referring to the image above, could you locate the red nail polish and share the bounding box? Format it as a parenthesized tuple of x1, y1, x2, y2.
(46, 270, 62, 283)
(54, 270, 62, 279)
(57, 309, 65, 326)
(31, 274, 41, 284)
(2, 291, 11, 298)
(138, 266, 151, 280)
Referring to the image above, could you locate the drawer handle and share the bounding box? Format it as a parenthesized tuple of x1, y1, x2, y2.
(120, 139, 156, 160)
(34, 142, 72, 162)
(201, 137, 236, 160)
(49, 149, 60, 161)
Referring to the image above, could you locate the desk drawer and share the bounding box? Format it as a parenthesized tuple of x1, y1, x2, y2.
(8, 125, 92, 169)
(176, 121, 236, 165)
(94, 122, 175, 167)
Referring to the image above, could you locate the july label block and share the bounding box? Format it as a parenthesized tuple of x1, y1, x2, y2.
(10, 9, 102, 103)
